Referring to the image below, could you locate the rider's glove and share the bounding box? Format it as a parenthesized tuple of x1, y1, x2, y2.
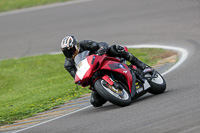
(96, 47, 107, 56)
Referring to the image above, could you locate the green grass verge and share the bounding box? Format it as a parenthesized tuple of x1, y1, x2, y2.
(0, 0, 70, 12)
(0, 48, 172, 126)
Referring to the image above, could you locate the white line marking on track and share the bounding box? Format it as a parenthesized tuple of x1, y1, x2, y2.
(177, 125, 200, 133)
(0, 0, 92, 17)
(12, 105, 93, 133)
(126, 44, 189, 76)
(13, 44, 188, 133)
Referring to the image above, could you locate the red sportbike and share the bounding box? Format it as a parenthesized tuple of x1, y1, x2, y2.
(74, 49, 166, 107)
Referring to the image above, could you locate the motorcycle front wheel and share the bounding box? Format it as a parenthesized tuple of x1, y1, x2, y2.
(94, 79, 131, 107)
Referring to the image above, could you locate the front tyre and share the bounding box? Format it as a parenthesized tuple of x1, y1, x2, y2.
(94, 79, 131, 107)
(147, 71, 166, 94)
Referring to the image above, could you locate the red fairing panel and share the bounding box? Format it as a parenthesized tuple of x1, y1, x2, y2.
(102, 75, 114, 86)
(124, 46, 128, 52)
(75, 56, 94, 86)
(75, 74, 81, 83)
(101, 61, 133, 93)
(75, 55, 105, 86)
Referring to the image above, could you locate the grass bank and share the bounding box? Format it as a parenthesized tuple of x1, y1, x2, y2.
(0, 48, 176, 126)
(0, 0, 70, 12)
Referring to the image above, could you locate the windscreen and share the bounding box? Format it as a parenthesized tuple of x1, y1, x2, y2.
(74, 51, 90, 68)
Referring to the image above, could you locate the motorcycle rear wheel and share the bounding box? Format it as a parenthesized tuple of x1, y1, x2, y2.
(146, 71, 166, 94)
(94, 79, 131, 107)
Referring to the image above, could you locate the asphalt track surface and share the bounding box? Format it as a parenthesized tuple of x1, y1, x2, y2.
(1, 0, 200, 133)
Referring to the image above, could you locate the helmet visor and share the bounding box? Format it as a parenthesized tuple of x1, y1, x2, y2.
(62, 44, 79, 59)
(62, 48, 74, 58)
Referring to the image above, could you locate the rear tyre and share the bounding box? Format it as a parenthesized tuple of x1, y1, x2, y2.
(147, 71, 166, 94)
(94, 79, 131, 107)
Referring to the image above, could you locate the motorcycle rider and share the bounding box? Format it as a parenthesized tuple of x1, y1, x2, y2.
(61, 35, 152, 107)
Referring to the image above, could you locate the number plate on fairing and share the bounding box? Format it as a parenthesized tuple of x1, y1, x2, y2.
(136, 80, 150, 94)
(144, 80, 150, 90)
(76, 58, 90, 80)
(136, 87, 143, 93)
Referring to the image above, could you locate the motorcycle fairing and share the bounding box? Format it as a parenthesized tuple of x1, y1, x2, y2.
(102, 75, 114, 86)
(101, 60, 133, 93)
(75, 55, 113, 86)
(75, 55, 97, 86)
(108, 63, 126, 70)
(75, 54, 144, 97)
(76, 58, 91, 80)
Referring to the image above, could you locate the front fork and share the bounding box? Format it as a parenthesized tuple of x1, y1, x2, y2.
(89, 74, 116, 91)
(102, 75, 120, 89)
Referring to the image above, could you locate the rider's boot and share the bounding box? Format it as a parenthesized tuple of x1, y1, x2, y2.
(90, 91, 107, 107)
(126, 53, 146, 69)
(108, 45, 153, 74)
(125, 53, 154, 74)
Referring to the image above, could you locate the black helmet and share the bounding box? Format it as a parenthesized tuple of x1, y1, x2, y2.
(61, 36, 80, 59)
